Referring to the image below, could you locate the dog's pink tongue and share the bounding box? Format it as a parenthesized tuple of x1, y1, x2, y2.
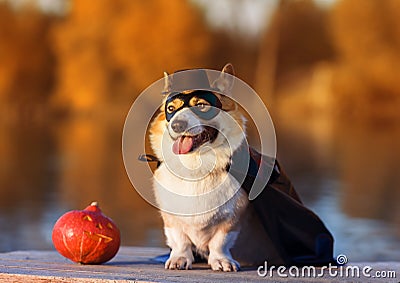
(172, 136, 193, 154)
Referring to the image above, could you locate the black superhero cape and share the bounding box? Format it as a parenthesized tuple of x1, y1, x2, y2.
(228, 145, 335, 266)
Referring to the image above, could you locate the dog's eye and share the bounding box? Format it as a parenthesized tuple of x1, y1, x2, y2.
(196, 103, 210, 112)
(167, 105, 175, 113)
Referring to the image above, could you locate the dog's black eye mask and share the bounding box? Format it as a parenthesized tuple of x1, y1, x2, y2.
(164, 90, 222, 122)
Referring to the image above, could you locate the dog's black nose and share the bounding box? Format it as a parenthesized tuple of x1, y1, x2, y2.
(171, 120, 188, 133)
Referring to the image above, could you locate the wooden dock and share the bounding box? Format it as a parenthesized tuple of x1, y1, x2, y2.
(0, 246, 399, 282)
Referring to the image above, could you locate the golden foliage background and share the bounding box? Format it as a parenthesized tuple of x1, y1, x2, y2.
(0, 0, 400, 256)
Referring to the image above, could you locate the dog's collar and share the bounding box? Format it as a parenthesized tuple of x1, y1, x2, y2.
(138, 145, 281, 186)
(138, 154, 161, 168)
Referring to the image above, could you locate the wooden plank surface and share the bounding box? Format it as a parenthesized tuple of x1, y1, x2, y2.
(0, 247, 399, 282)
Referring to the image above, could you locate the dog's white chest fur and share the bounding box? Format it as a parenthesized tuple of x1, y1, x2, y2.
(153, 163, 247, 221)
(153, 163, 248, 251)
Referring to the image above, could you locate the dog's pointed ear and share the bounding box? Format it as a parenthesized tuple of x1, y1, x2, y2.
(211, 63, 235, 93)
(163, 71, 172, 94)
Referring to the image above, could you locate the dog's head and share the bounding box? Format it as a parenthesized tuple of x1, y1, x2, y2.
(149, 64, 246, 171)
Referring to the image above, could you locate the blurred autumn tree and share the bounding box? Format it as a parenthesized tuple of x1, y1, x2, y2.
(273, 0, 334, 87)
(255, 0, 334, 105)
(0, 3, 55, 121)
(2, 0, 399, 120)
(330, 0, 400, 119)
(51, 0, 213, 115)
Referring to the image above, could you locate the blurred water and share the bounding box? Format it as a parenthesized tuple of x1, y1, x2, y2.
(276, 116, 400, 261)
(0, 115, 399, 262)
(0, 118, 164, 252)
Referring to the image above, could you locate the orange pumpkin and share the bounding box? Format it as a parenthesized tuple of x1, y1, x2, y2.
(52, 202, 120, 264)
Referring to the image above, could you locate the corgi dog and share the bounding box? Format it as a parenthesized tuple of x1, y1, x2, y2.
(149, 64, 273, 271)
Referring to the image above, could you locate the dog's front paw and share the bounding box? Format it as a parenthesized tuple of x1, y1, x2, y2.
(209, 257, 240, 272)
(165, 256, 193, 270)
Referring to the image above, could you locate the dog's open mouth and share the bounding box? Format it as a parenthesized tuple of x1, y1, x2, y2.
(172, 126, 218, 154)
